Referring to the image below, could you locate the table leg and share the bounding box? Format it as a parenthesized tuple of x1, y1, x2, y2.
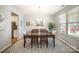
(24, 36, 26, 48)
(46, 40, 48, 48)
(53, 35, 55, 47)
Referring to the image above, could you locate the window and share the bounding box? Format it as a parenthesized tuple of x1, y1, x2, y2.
(59, 6, 79, 37)
(68, 7, 79, 37)
(59, 13, 67, 34)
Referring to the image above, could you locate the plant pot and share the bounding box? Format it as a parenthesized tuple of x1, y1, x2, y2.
(48, 29, 53, 32)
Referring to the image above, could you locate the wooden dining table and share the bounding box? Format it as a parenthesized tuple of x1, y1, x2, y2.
(23, 30, 55, 48)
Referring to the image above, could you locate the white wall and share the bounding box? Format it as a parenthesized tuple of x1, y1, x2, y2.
(24, 15, 54, 30)
(0, 6, 24, 52)
(18, 14, 24, 39)
(0, 6, 11, 52)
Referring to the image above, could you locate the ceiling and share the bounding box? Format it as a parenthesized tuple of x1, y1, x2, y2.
(13, 5, 65, 15)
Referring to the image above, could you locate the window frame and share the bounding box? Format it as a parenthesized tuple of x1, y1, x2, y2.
(59, 6, 79, 37)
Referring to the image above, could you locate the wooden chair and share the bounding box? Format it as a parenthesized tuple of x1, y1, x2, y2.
(31, 29, 39, 48)
(40, 29, 48, 48)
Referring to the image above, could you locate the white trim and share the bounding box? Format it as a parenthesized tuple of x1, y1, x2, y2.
(56, 36, 79, 52)
(0, 43, 11, 53)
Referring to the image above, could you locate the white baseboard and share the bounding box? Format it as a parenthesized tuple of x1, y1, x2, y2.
(0, 43, 11, 53)
(56, 36, 79, 52)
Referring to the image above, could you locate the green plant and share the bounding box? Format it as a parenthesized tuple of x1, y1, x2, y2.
(48, 22, 55, 31)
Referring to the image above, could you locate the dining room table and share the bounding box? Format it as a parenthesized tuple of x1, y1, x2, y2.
(23, 29, 55, 48)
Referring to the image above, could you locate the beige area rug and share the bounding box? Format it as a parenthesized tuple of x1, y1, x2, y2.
(3, 38, 75, 53)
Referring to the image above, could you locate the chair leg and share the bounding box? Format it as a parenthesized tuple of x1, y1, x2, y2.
(31, 41, 33, 48)
(24, 36, 26, 48)
(46, 40, 48, 48)
(37, 42, 39, 48)
(24, 41, 26, 48)
(40, 41, 42, 48)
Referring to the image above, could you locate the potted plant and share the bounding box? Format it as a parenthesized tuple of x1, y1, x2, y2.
(48, 22, 55, 32)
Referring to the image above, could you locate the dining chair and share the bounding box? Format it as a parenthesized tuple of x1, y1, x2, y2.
(40, 29, 48, 48)
(40, 29, 47, 32)
(32, 29, 39, 32)
(31, 29, 39, 48)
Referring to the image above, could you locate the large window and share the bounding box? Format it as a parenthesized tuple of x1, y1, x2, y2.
(68, 7, 79, 37)
(59, 13, 67, 34)
(59, 6, 79, 37)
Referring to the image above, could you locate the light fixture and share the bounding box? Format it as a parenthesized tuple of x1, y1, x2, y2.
(38, 6, 40, 8)
(61, 5, 65, 8)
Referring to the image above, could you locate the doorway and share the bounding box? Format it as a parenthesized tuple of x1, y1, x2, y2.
(11, 12, 19, 45)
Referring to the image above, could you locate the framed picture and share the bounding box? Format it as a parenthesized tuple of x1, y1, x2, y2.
(26, 21, 30, 26)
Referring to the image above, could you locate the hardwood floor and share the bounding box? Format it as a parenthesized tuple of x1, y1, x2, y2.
(3, 38, 76, 53)
(11, 38, 18, 45)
